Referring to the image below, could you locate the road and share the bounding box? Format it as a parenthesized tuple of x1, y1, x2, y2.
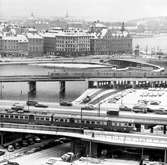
(0, 142, 139, 165)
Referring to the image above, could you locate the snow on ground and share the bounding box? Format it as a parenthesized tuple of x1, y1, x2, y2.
(73, 158, 139, 165)
(89, 89, 116, 104)
(33, 63, 107, 68)
(101, 88, 167, 110)
(72, 88, 101, 105)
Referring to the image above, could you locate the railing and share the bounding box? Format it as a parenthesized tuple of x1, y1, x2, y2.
(84, 130, 167, 149)
(50, 71, 167, 79)
(1, 122, 167, 149)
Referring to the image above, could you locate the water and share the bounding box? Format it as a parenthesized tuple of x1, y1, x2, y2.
(0, 64, 87, 102)
(133, 33, 167, 53)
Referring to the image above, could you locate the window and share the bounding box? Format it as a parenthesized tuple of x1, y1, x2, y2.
(15, 116, 18, 119)
(5, 115, 9, 118)
(25, 116, 28, 119)
(45, 117, 49, 121)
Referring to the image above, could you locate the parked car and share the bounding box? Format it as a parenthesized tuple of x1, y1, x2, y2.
(33, 136, 41, 143)
(13, 142, 21, 149)
(7, 145, 15, 152)
(61, 152, 75, 162)
(26, 100, 38, 106)
(81, 104, 95, 110)
(5, 109, 15, 113)
(119, 105, 131, 111)
(21, 140, 29, 147)
(60, 101, 72, 106)
(133, 104, 148, 113)
(27, 138, 35, 145)
(11, 103, 24, 111)
(34, 103, 48, 108)
(4, 161, 19, 165)
(0, 150, 5, 156)
(154, 108, 167, 115)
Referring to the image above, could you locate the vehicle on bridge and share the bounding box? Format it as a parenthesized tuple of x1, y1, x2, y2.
(60, 101, 72, 106)
(11, 103, 24, 111)
(81, 104, 95, 110)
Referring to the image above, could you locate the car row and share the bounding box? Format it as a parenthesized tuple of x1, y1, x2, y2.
(6, 136, 41, 152)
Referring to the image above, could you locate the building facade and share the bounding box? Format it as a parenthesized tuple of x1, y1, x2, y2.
(26, 33, 44, 56)
(43, 30, 93, 56)
(0, 35, 28, 57)
(90, 29, 133, 55)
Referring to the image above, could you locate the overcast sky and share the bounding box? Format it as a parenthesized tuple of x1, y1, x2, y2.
(1, 0, 167, 21)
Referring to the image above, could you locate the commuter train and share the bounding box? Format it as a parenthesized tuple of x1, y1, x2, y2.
(0, 110, 136, 133)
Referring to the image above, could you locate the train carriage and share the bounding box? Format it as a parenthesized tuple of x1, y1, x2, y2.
(52, 114, 135, 132)
(0, 111, 30, 124)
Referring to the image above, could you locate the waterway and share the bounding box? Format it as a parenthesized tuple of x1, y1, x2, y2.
(0, 64, 87, 102)
(133, 33, 167, 53)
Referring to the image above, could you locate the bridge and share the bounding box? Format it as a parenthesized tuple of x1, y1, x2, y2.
(1, 69, 167, 96)
(0, 122, 167, 162)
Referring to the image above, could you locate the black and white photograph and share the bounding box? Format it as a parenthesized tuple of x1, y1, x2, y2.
(0, 0, 167, 164)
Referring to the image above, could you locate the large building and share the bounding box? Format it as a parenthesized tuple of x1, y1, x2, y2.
(26, 32, 44, 56)
(42, 29, 94, 56)
(90, 28, 132, 55)
(0, 35, 28, 57)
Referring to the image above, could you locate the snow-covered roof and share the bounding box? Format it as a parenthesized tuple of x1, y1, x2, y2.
(2, 35, 28, 42)
(26, 33, 43, 39)
(94, 23, 107, 28)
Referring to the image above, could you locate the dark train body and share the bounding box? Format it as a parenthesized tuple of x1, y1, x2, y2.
(0, 110, 135, 133)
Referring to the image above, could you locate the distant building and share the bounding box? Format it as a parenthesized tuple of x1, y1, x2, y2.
(1, 35, 28, 57)
(90, 28, 132, 55)
(26, 32, 44, 56)
(42, 33, 57, 55)
(42, 29, 94, 56)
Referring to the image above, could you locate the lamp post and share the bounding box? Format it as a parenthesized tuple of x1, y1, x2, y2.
(98, 102, 102, 117)
(27, 91, 30, 111)
(0, 82, 3, 99)
(81, 107, 83, 122)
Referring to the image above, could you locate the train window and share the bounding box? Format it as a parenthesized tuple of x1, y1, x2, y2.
(67, 119, 70, 122)
(15, 116, 18, 119)
(54, 119, 58, 122)
(81, 120, 84, 124)
(35, 117, 39, 120)
(5, 115, 9, 118)
(60, 119, 63, 122)
(120, 123, 125, 126)
(25, 116, 28, 119)
(97, 121, 100, 125)
(116, 122, 120, 126)
(100, 122, 103, 125)
(92, 121, 95, 124)
(112, 122, 115, 126)
(40, 117, 44, 120)
(0, 115, 3, 118)
(103, 121, 107, 125)
(10, 115, 14, 118)
(45, 117, 50, 121)
(128, 123, 132, 126)
(86, 121, 90, 124)
(74, 120, 77, 123)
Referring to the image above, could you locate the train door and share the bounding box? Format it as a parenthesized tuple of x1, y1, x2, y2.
(29, 115, 34, 124)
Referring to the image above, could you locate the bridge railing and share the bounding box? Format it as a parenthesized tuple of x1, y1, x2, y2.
(49, 70, 167, 79)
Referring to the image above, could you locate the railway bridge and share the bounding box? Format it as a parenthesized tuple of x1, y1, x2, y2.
(0, 70, 167, 96)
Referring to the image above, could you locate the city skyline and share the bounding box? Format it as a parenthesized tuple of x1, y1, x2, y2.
(1, 0, 167, 22)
